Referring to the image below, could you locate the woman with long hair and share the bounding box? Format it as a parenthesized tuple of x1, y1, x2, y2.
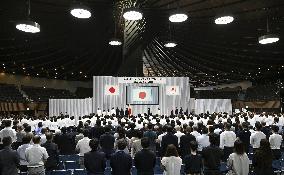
(253, 139, 274, 175)
(161, 144, 182, 175)
(227, 140, 249, 175)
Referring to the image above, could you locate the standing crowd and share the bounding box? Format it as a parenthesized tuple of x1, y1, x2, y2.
(0, 111, 283, 175)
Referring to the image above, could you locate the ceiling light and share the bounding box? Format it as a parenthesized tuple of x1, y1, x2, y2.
(215, 15, 234, 25)
(123, 8, 143, 21)
(169, 13, 188, 23)
(164, 41, 177, 48)
(109, 38, 122, 46)
(258, 34, 279, 44)
(16, 20, 40, 33)
(70, 5, 91, 19)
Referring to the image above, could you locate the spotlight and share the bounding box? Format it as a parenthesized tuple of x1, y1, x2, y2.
(16, 20, 40, 33)
(123, 8, 143, 21)
(258, 34, 279, 44)
(70, 5, 91, 19)
(169, 13, 188, 23)
(215, 15, 234, 25)
(109, 38, 122, 46)
(164, 41, 177, 48)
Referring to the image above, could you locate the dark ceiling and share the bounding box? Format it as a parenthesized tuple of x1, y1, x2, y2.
(0, 0, 284, 87)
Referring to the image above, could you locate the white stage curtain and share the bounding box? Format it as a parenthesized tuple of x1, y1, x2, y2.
(49, 98, 93, 118)
(194, 99, 232, 114)
(93, 76, 191, 116)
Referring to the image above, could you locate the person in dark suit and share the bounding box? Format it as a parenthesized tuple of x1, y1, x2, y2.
(116, 107, 120, 116)
(134, 137, 156, 175)
(175, 107, 179, 116)
(91, 120, 105, 139)
(125, 108, 129, 116)
(54, 127, 75, 155)
(84, 139, 106, 175)
(180, 127, 196, 158)
(41, 133, 59, 171)
(161, 125, 178, 156)
(237, 123, 251, 153)
(110, 140, 132, 175)
(100, 126, 115, 159)
(0, 136, 20, 175)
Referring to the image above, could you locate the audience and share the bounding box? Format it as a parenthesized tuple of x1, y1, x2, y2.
(110, 140, 132, 175)
(0, 136, 20, 175)
(227, 140, 249, 175)
(183, 141, 202, 175)
(25, 135, 49, 175)
(161, 144, 182, 175)
(253, 139, 274, 175)
(84, 138, 106, 175)
(134, 137, 156, 175)
(0, 110, 283, 174)
(41, 133, 59, 171)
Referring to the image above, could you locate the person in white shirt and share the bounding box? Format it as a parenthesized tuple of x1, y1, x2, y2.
(97, 108, 102, 116)
(0, 120, 17, 144)
(161, 144, 182, 175)
(250, 122, 266, 151)
(196, 127, 210, 152)
(174, 126, 184, 145)
(17, 135, 33, 172)
(191, 126, 201, 138)
(219, 123, 236, 161)
(76, 129, 91, 168)
(25, 136, 49, 175)
(269, 125, 283, 160)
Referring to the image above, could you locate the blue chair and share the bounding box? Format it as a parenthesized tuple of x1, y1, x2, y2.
(220, 162, 229, 174)
(59, 155, 70, 162)
(52, 170, 72, 175)
(104, 167, 112, 175)
(73, 169, 87, 175)
(58, 161, 65, 170)
(272, 159, 282, 174)
(68, 154, 80, 162)
(64, 161, 80, 170)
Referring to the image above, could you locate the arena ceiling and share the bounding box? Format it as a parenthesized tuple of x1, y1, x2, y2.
(0, 0, 284, 87)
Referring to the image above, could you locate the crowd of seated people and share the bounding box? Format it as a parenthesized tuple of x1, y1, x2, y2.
(0, 110, 284, 175)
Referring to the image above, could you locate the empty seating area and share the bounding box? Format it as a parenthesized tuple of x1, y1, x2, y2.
(194, 90, 240, 100)
(245, 85, 280, 101)
(75, 87, 93, 98)
(0, 83, 26, 102)
(22, 86, 76, 102)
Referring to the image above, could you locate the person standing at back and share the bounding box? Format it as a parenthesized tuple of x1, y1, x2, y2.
(0, 120, 17, 145)
(237, 123, 251, 153)
(180, 127, 196, 158)
(161, 144, 182, 175)
(84, 139, 106, 175)
(0, 136, 20, 175)
(161, 125, 178, 156)
(227, 140, 249, 175)
(76, 129, 91, 168)
(202, 134, 223, 175)
(110, 140, 132, 175)
(183, 141, 202, 175)
(41, 133, 59, 171)
(250, 122, 266, 152)
(219, 123, 236, 161)
(134, 137, 156, 175)
(144, 123, 157, 152)
(269, 125, 282, 160)
(100, 126, 115, 159)
(25, 136, 49, 175)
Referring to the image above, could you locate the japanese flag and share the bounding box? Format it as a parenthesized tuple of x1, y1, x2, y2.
(166, 86, 180, 95)
(105, 85, 119, 95)
(132, 88, 153, 101)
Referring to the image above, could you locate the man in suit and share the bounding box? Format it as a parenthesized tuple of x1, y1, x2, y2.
(91, 120, 105, 139)
(161, 125, 178, 156)
(84, 139, 106, 174)
(134, 137, 156, 175)
(41, 133, 59, 171)
(54, 127, 75, 155)
(0, 136, 20, 175)
(180, 127, 196, 158)
(100, 126, 115, 159)
(110, 140, 132, 175)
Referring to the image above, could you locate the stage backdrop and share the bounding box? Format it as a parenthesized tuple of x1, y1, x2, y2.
(49, 98, 93, 117)
(93, 76, 190, 116)
(194, 99, 232, 114)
